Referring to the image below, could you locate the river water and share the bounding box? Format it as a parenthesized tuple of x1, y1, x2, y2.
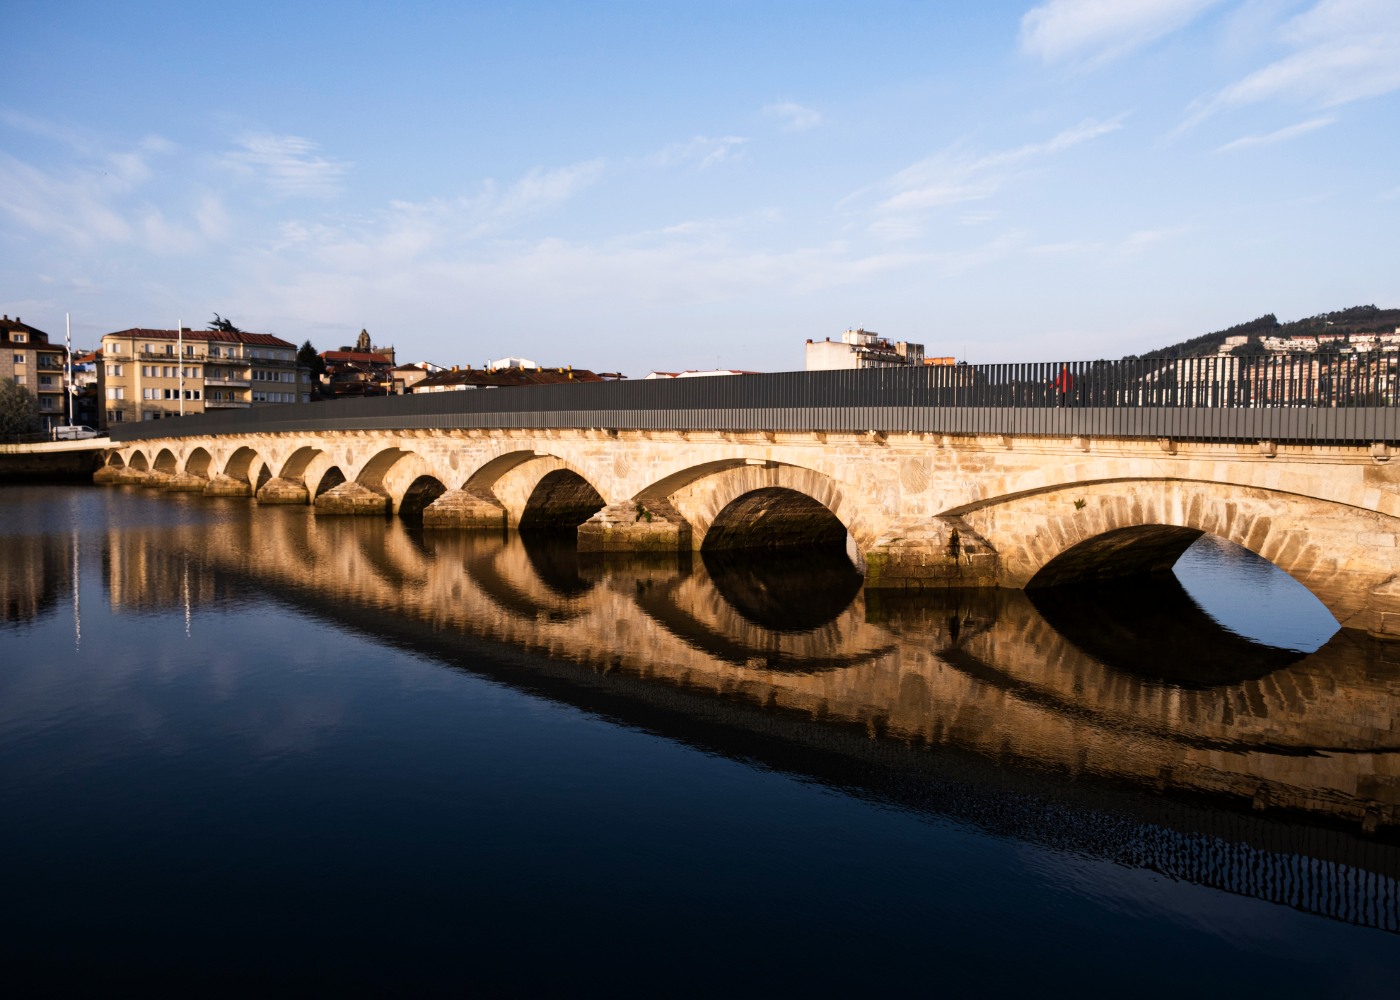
(2, 484, 1398, 991)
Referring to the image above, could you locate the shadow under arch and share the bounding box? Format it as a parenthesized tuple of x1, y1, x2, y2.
(311, 466, 346, 499)
(185, 447, 212, 477)
(519, 469, 605, 531)
(127, 451, 150, 472)
(153, 448, 178, 473)
(223, 446, 259, 484)
(703, 486, 850, 554)
(400, 475, 448, 518)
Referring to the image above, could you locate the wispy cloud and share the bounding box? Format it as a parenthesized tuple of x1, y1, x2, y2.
(1215, 115, 1336, 152)
(1179, 0, 1400, 131)
(645, 135, 748, 170)
(219, 133, 350, 198)
(763, 101, 822, 132)
(1020, 0, 1224, 68)
(860, 118, 1124, 238)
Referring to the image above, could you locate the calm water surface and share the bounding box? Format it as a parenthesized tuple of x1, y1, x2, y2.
(2, 485, 1398, 992)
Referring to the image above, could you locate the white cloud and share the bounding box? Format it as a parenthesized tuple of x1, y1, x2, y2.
(862, 118, 1124, 237)
(219, 133, 350, 198)
(1020, 0, 1224, 67)
(1180, 0, 1400, 130)
(1215, 115, 1336, 151)
(763, 101, 822, 132)
(645, 135, 748, 170)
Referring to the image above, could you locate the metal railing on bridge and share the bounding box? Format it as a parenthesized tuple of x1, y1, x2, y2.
(106, 353, 1400, 446)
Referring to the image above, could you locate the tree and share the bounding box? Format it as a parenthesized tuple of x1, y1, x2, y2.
(298, 339, 327, 381)
(208, 313, 243, 333)
(0, 378, 41, 438)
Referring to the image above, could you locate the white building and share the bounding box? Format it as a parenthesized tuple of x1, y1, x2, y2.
(805, 328, 925, 371)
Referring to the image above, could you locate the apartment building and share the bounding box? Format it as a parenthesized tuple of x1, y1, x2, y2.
(98, 327, 312, 427)
(1, 315, 71, 429)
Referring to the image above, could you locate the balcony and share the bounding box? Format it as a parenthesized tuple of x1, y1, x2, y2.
(204, 377, 251, 388)
(204, 399, 251, 409)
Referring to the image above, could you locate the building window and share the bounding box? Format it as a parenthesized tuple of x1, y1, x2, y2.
(107, 409, 123, 423)
(39, 396, 55, 410)
(209, 346, 221, 357)
(12, 333, 25, 343)
(106, 363, 124, 376)
(39, 375, 54, 387)
(105, 387, 124, 400)
(14, 374, 25, 385)
(13, 353, 24, 364)
(109, 342, 122, 353)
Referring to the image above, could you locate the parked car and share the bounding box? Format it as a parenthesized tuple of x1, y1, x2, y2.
(52, 425, 100, 440)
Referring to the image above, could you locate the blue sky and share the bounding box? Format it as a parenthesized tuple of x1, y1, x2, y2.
(4, 0, 1398, 375)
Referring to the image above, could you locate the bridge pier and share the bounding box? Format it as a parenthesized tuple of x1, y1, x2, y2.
(421, 488, 508, 529)
(577, 500, 692, 554)
(257, 477, 310, 505)
(315, 481, 390, 515)
(863, 517, 1000, 590)
(163, 472, 209, 493)
(204, 474, 253, 497)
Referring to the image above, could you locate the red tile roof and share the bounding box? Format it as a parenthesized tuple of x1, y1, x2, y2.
(103, 327, 296, 349)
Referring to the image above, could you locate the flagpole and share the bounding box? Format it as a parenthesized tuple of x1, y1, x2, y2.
(178, 318, 184, 416)
(65, 313, 74, 428)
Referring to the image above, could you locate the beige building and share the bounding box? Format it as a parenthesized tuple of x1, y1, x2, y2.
(98, 327, 311, 427)
(2, 315, 71, 429)
(805, 328, 925, 370)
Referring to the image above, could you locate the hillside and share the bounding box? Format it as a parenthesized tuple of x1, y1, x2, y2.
(1130, 305, 1400, 360)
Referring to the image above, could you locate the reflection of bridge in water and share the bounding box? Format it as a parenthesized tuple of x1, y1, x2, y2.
(96, 495, 1400, 932)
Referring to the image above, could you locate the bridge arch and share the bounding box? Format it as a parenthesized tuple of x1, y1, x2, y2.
(478, 452, 613, 528)
(648, 461, 879, 568)
(152, 448, 178, 474)
(959, 479, 1400, 632)
(185, 447, 213, 478)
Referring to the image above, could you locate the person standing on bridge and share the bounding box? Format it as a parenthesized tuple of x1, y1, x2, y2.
(1053, 365, 1074, 407)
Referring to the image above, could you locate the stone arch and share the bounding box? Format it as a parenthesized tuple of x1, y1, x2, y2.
(653, 461, 879, 564)
(486, 454, 612, 528)
(127, 450, 150, 472)
(519, 469, 606, 530)
(153, 448, 178, 473)
(378, 450, 451, 514)
(223, 446, 260, 483)
(185, 447, 213, 477)
(959, 479, 1400, 633)
(311, 466, 346, 499)
(277, 446, 323, 482)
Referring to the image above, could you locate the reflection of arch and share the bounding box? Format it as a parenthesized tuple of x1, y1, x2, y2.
(185, 448, 212, 477)
(961, 479, 1400, 631)
(630, 565, 890, 671)
(153, 448, 177, 473)
(519, 469, 606, 530)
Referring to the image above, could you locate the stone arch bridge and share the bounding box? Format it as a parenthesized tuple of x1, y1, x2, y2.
(96, 418, 1400, 638)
